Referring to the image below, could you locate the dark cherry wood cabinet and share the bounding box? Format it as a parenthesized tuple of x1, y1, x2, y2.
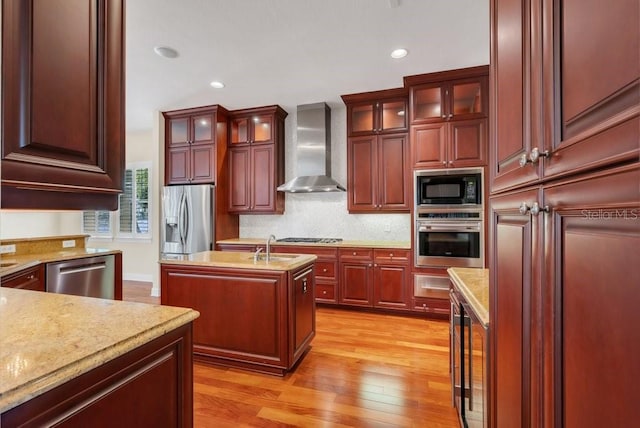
(405, 68, 488, 124)
(338, 247, 410, 311)
(489, 1, 639, 426)
(1, 0, 125, 210)
(339, 248, 374, 307)
(411, 118, 487, 169)
(0, 264, 45, 291)
(163, 105, 229, 185)
(271, 245, 339, 304)
(228, 106, 287, 214)
(342, 89, 410, 214)
(489, 0, 639, 193)
(342, 88, 408, 137)
(347, 133, 410, 213)
(161, 262, 315, 376)
(372, 249, 410, 310)
(1, 323, 194, 427)
(405, 66, 488, 170)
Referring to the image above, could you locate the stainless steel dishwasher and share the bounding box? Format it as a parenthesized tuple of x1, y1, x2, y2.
(46, 255, 115, 299)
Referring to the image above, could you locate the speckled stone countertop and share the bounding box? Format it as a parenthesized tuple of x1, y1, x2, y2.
(0, 248, 121, 278)
(217, 238, 411, 250)
(448, 267, 489, 327)
(160, 250, 317, 271)
(0, 288, 199, 413)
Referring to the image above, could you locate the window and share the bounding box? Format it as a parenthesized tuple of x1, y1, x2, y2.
(82, 211, 112, 237)
(82, 162, 151, 240)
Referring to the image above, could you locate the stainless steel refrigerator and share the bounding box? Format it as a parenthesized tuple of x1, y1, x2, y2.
(161, 184, 214, 256)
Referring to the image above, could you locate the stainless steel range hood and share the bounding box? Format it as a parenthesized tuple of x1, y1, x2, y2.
(277, 102, 346, 193)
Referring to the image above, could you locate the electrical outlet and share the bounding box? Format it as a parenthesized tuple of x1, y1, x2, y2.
(0, 244, 16, 254)
(62, 240, 76, 248)
(384, 222, 391, 233)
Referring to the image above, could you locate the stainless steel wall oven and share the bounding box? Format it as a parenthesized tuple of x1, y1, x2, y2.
(414, 168, 484, 269)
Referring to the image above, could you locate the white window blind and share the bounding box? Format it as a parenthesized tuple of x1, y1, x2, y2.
(82, 162, 151, 240)
(118, 165, 150, 237)
(82, 211, 112, 236)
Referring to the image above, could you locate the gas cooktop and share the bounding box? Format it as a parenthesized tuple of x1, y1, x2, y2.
(276, 237, 343, 244)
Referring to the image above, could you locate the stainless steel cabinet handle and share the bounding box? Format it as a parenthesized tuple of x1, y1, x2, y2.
(519, 201, 549, 215)
(519, 147, 551, 167)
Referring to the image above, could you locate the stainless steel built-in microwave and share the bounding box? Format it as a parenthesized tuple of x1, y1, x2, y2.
(415, 168, 482, 207)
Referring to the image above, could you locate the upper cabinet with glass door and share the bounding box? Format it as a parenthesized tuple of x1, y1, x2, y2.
(405, 66, 489, 124)
(342, 88, 408, 136)
(229, 113, 274, 145)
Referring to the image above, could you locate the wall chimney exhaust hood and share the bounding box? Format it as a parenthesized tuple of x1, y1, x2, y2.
(277, 102, 346, 193)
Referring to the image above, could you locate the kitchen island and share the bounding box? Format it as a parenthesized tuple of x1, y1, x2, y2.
(160, 251, 317, 376)
(0, 287, 199, 426)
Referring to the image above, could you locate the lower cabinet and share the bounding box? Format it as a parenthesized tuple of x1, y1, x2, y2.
(161, 263, 315, 376)
(0, 265, 44, 291)
(271, 245, 338, 304)
(490, 164, 639, 426)
(1, 323, 194, 427)
(219, 243, 412, 313)
(339, 247, 411, 311)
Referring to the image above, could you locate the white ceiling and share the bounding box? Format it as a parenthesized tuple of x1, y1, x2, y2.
(125, 0, 489, 131)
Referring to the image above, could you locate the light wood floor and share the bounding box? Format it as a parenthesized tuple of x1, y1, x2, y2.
(123, 281, 459, 427)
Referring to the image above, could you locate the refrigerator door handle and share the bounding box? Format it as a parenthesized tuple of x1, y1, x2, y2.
(183, 192, 190, 245)
(179, 192, 188, 246)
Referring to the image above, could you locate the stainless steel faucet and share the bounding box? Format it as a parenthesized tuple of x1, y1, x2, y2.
(253, 247, 263, 262)
(266, 234, 276, 262)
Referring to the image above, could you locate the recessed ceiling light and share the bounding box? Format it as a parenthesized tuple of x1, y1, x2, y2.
(209, 81, 225, 89)
(391, 48, 408, 59)
(153, 46, 179, 59)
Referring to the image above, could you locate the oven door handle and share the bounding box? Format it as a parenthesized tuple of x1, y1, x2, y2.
(418, 223, 481, 232)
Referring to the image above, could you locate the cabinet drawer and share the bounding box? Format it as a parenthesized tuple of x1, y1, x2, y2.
(315, 282, 336, 302)
(339, 248, 373, 262)
(270, 245, 338, 259)
(217, 244, 257, 252)
(1, 265, 44, 291)
(315, 261, 336, 279)
(374, 248, 411, 264)
(413, 297, 450, 316)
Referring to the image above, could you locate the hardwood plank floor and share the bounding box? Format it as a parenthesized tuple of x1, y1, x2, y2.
(123, 281, 459, 427)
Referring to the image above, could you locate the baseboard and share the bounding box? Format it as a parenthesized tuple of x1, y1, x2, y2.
(123, 273, 153, 282)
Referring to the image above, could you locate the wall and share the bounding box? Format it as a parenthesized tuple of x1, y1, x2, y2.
(239, 104, 412, 242)
(87, 119, 163, 294)
(0, 211, 82, 239)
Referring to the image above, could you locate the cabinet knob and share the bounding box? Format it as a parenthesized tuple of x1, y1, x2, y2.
(519, 147, 551, 167)
(448, 113, 453, 119)
(442, 161, 447, 166)
(442, 115, 447, 119)
(352, 252, 356, 256)
(448, 161, 453, 166)
(519, 201, 550, 216)
(322, 268, 327, 272)
(323, 290, 327, 295)
(389, 253, 394, 257)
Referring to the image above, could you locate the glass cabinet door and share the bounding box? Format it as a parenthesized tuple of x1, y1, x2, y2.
(169, 117, 189, 145)
(380, 100, 407, 131)
(350, 104, 375, 134)
(230, 117, 250, 145)
(452, 81, 483, 117)
(412, 85, 444, 122)
(192, 114, 213, 144)
(252, 115, 273, 143)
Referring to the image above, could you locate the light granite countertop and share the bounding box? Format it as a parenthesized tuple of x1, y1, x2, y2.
(0, 288, 199, 413)
(0, 248, 121, 278)
(447, 267, 489, 327)
(217, 238, 411, 250)
(160, 250, 317, 271)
